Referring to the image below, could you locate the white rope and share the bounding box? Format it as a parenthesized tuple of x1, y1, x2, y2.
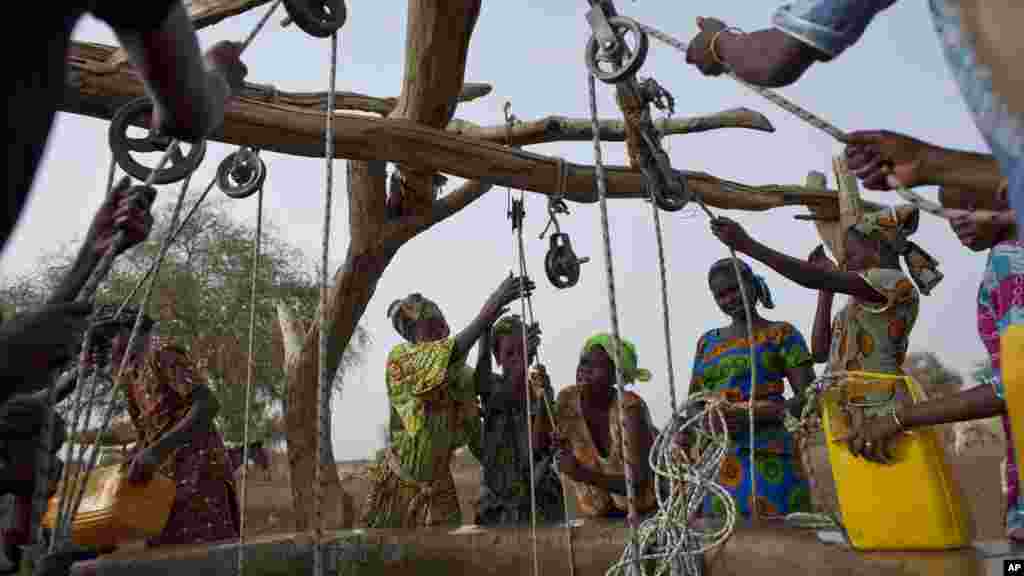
(314, 29, 339, 576)
(587, 70, 643, 576)
(237, 184, 264, 576)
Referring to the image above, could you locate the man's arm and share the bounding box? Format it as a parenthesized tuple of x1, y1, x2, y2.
(147, 383, 219, 462)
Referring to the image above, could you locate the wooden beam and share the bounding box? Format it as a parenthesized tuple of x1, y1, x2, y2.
(63, 42, 841, 212)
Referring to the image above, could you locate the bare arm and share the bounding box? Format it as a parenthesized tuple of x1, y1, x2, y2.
(897, 384, 1005, 429)
(575, 405, 654, 499)
(713, 28, 825, 87)
(743, 240, 885, 303)
(474, 328, 494, 399)
(112, 3, 230, 142)
(148, 383, 219, 461)
(811, 291, 835, 363)
(783, 363, 815, 418)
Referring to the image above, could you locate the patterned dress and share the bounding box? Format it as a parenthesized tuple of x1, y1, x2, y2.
(362, 338, 478, 528)
(977, 241, 1024, 538)
(691, 322, 813, 518)
(555, 385, 657, 518)
(121, 336, 239, 547)
(828, 268, 919, 374)
(475, 372, 564, 526)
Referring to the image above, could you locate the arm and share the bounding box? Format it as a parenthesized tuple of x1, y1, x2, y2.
(574, 405, 654, 498)
(112, 3, 235, 142)
(147, 383, 219, 462)
(811, 290, 835, 363)
(710, 28, 824, 87)
(784, 364, 815, 418)
(453, 275, 534, 363)
(474, 328, 494, 399)
(922, 148, 1005, 193)
(896, 385, 1005, 429)
(743, 239, 885, 303)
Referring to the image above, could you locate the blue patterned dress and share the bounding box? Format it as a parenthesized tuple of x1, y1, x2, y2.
(691, 322, 813, 518)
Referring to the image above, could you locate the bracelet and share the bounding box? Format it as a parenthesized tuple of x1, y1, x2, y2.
(708, 27, 745, 66)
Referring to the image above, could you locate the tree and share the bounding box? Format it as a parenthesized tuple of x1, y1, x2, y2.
(0, 197, 371, 445)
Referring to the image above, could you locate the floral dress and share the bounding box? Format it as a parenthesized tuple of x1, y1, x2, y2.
(474, 372, 564, 525)
(555, 385, 657, 517)
(828, 268, 919, 374)
(362, 338, 478, 528)
(977, 241, 1024, 538)
(691, 322, 813, 518)
(121, 336, 239, 547)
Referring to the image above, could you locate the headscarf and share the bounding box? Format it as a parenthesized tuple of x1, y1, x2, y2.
(849, 204, 943, 295)
(709, 257, 775, 309)
(386, 293, 444, 342)
(491, 314, 524, 357)
(580, 333, 651, 385)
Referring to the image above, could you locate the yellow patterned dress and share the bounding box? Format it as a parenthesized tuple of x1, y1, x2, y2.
(828, 268, 919, 373)
(362, 338, 479, 528)
(555, 385, 657, 517)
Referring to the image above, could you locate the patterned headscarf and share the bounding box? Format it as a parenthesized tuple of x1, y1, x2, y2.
(386, 293, 445, 342)
(709, 257, 775, 309)
(580, 333, 651, 385)
(850, 204, 943, 295)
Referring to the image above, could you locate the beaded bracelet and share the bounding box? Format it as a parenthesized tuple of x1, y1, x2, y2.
(709, 26, 746, 66)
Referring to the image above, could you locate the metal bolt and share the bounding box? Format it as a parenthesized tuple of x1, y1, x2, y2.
(281, 15, 293, 27)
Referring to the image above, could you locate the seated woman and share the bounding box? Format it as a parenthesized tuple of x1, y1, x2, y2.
(473, 315, 563, 526)
(363, 276, 531, 529)
(688, 258, 815, 519)
(555, 334, 657, 519)
(843, 184, 1022, 542)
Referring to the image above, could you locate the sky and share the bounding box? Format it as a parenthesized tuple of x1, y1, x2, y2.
(1, 1, 997, 461)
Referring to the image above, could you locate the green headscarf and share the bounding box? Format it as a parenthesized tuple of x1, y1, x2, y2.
(580, 333, 651, 384)
(491, 314, 524, 357)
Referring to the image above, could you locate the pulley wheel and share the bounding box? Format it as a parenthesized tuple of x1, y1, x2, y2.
(585, 16, 649, 84)
(217, 148, 267, 199)
(283, 0, 347, 38)
(108, 97, 206, 185)
(545, 233, 585, 289)
(652, 175, 692, 213)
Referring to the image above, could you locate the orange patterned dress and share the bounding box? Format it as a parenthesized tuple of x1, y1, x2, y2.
(120, 336, 239, 547)
(555, 385, 657, 517)
(828, 268, 919, 374)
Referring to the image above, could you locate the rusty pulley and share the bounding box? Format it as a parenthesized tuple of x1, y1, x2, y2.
(584, 13, 649, 84)
(545, 233, 589, 289)
(282, 0, 346, 38)
(108, 97, 207, 185)
(217, 147, 267, 199)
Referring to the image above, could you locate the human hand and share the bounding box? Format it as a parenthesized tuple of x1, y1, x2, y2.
(87, 177, 156, 259)
(807, 244, 836, 271)
(528, 364, 550, 400)
(0, 302, 93, 383)
(526, 322, 542, 362)
(843, 130, 935, 190)
(709, 217, 754, 253)
(203, 40, 249, 96)
(484, 275, 535, 321)
(685, 17, 729, 77)
(833, 409, 904, 464)
(946, 209, 1011, 251)
(125, 447, 160, 484)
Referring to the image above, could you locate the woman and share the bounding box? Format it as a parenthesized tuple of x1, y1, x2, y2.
(362, 276, 533, 528)
(554, 334, 657, 519)
(86, 303, 239, 548)
(840, 185, 1022, 541)
(711, 206, 940, 376)
(689, 258, 815, 518)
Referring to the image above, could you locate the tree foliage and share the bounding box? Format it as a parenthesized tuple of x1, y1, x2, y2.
(0, 196, 370, 444)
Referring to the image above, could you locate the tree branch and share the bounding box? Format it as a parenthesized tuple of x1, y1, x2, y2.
(242, 82, 494, 116)
(446, 107, 774, 145)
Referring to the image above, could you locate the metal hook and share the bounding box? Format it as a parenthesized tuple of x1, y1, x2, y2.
(539, 197, 570, 239)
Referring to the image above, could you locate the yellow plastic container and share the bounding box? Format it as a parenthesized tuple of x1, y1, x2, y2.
(1002, 325, 1024, 490)
(42, 464, 176, 550)
(819, 371, 971, 550)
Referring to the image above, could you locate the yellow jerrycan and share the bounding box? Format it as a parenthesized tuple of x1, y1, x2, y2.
(818, 371, 971, 550)
(1003, 326, 1024, 490)
(42, 464, 175, 551)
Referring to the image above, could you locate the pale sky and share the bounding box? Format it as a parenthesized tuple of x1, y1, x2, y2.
(2, 2, 996, 460)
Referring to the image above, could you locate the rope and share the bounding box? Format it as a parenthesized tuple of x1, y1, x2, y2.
(237, 184, 264, 576)
(646, 142, 678, 416)
(587, 70, 643, 576)
(314, 29, 339, 576)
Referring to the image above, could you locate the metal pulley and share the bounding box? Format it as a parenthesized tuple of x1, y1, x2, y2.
(217, 147, 267, 199)
(584, 13, 649, 84)
(108, 97, 207, 185)
(545, 233, 589, 289)
(282, 0, 346, 38)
